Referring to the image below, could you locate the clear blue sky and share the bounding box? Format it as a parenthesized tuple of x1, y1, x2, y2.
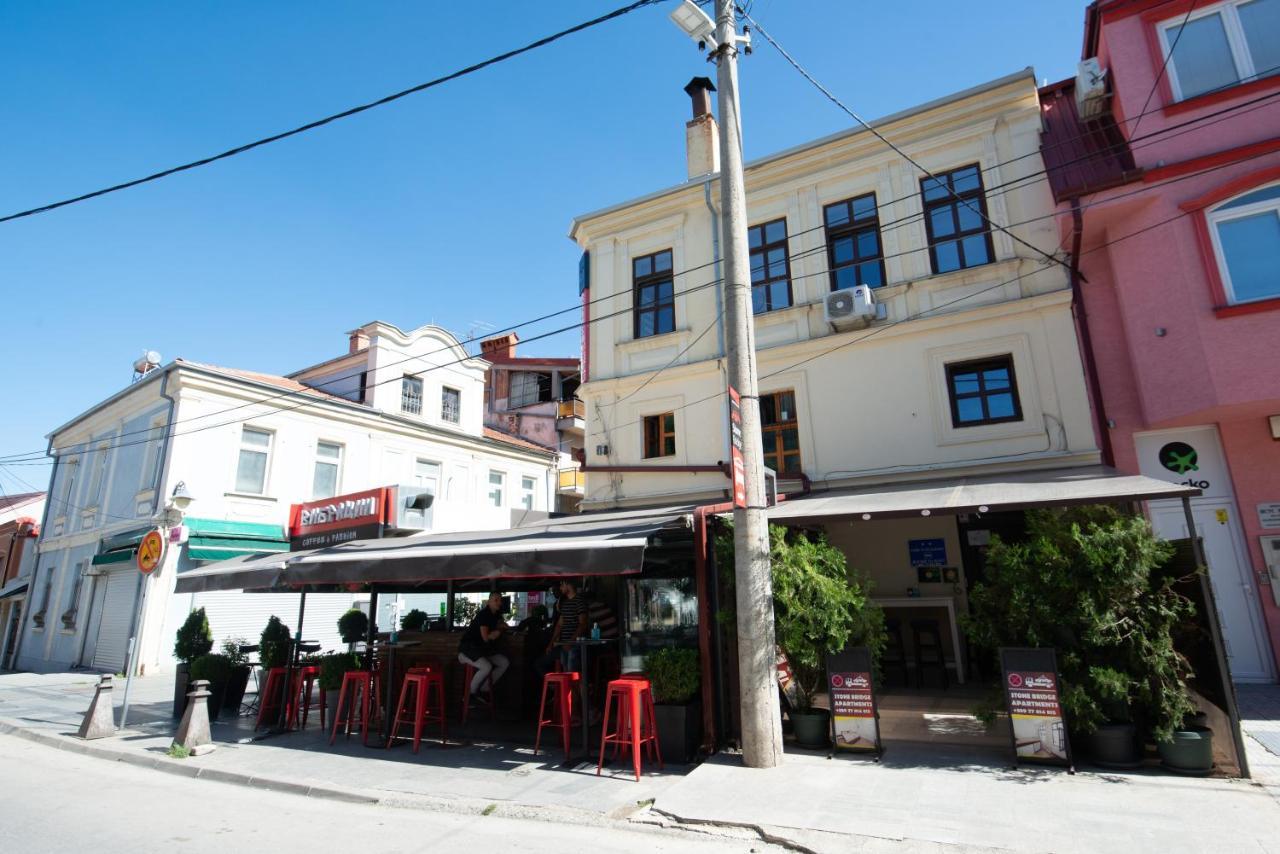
(0, 0, 1082, 485)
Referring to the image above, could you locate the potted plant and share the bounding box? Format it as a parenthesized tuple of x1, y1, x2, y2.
(644, 646, 702, 763)
(172, 607, 213, 718)
(221, 637, 252, 716)
(189, 652, 233, 722)
(400, 608, 430, 633)
(1157, 712, 1214, 775)
(338, 608, 369, 651)
(319, 651, 362, 715)
(258, 616, 292, 709)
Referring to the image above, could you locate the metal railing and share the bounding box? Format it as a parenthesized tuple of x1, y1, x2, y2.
(557, 398, 585, 420)
(401, 389, 422, 415)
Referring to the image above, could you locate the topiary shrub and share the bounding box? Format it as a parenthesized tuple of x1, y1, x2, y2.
(189, 652, 232, 684)
(400, 609, 430, 633)
(338, 608, 369, 645)
(644, 647, 700, 705)
(259, 616, 292, 670)
(318, 652, 362, 691)
(174, 607, 214, 665)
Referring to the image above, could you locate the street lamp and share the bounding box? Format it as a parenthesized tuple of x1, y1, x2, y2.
(170, 481, 195, 512)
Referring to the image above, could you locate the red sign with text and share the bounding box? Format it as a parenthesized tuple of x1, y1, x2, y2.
(288, 486, 390, 550)
(728, 385, 746, 510)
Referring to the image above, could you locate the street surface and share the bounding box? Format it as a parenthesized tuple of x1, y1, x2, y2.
(0, 734, 780, 854)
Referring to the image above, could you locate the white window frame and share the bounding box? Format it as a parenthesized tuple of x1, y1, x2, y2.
(487, 470, 505, 508)
(59, 457, 80, 512)
(86, 442, 110, 508)
(234, 426, 273, 496)
(401, 375, 423, 415)
(441, 386, 461, 424)
(139, 416, 166, 494)
(312, 440, 343, 499)
(520, 475, 537, 510)
(1206, 181, 1280, 305)
(1159, 0, 1277, 102)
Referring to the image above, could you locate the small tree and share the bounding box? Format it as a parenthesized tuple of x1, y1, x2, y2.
(451, 596, 480, 627)
(173, 607, 213, 665)
(259, 616, 292, 670)
(401, 609, 430, 633)
(644, 647, 700, 704)
(338, 608, 369, 649)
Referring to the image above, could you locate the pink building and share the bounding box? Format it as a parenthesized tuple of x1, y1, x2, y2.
(1041, 0, 1280, 681)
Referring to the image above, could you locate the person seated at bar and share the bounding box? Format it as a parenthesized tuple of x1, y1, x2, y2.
(536, 578, 588, 677)
(457, 591, 510, 707)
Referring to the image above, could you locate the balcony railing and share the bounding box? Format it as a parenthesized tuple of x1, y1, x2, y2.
(557, 398, 585, 420)
(557, 468, 585, 491)
(401, 389, 422, 415)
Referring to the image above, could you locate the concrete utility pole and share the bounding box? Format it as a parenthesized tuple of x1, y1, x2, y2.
(712, 0, 785, 768)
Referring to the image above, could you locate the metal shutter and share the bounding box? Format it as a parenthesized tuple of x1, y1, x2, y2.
(194, 591, 357, 653)
(92, 569, 138, 673)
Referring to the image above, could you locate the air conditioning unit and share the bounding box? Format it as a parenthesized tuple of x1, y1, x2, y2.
(823, 286, 876, 329)
(1075, 58, 1110, 121)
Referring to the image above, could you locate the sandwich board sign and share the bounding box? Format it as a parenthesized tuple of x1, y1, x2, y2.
(999, 647, 1074, 772)
(825, 646, 882, 759)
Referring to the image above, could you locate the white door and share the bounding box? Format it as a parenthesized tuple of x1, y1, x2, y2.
(1151, 501, 1274, 682)
(92, 570, 138, 673)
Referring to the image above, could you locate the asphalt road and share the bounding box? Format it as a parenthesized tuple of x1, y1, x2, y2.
(0, 735, 778, 853)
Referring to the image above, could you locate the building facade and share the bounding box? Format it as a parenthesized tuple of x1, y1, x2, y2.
(1040, 0, 1280, 681)
(0, 492, 44, 671)
(14, 321, 557, 676)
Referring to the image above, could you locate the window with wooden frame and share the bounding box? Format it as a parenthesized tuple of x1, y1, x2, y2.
(945, 356, 1022, 428)
(748, 218, 793, 312)
(824, 194, 885, 290)
(642, 412, 676, 459)
(633, 250, 675, 339)
(921, 165, 994, 274)
(760, 390, 802, 475)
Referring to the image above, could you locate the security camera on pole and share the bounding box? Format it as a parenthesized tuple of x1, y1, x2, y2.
(670, 0, 784, 768)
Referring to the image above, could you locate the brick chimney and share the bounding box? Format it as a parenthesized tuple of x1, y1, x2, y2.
(348, 329, 370, 353)
(684, 77, 719, 179)
(480, 332, 519, 361)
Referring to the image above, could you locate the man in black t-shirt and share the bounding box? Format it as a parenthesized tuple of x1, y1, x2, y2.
(457, 592, 509, 701)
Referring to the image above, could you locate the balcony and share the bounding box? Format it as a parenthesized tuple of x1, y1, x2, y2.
(401, 389, 422, 415)
(556, 398, 586, 436)
(557, 468, 585, 494)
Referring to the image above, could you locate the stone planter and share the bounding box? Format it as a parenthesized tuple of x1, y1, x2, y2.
(1087, 722, 1142, 768)
(654, 700, 702, 764)
(1158, 726, 1214, 775)
(791, 709, 830, 750)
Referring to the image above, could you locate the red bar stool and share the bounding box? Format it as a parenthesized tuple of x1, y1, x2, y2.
(597, 677, 663, 781)
(255, 666, 288, 730)
(296, 665, 326, 730)
(534, 671, 580, 760)
(458, 662, 496, 725)
(329, 670, 376, 746)
(387, 670, 447, 752)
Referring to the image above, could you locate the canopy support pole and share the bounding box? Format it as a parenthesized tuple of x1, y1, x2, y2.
(1183, 495, 1250, 778)
(274, 590, 307, 733)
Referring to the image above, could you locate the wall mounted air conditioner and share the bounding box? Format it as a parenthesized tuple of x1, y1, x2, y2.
(1075, 58, 1110, 121)
(823, 286, 876, 329)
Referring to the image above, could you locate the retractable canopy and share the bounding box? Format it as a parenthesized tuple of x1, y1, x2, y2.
(766, 465, 1199, 522)
(0, 578, 28, 601)
(174, 505, 695, 593)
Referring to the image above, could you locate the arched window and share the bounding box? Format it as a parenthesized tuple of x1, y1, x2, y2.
(1207, 181, 1280, 305)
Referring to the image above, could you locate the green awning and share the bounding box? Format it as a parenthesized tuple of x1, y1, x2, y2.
(185, 517, 288, 563)
(91, 549, 137, 566)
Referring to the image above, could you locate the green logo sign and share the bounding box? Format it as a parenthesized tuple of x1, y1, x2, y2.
(1159, 442, 1199, 475)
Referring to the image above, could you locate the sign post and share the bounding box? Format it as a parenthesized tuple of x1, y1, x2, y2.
(999, 647, 1074, 772)
(119, 528, 166, 730)
(728, 385, 746, 510)
(825, 646, 882, 759)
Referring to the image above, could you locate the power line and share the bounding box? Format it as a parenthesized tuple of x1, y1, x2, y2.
(0, 0, 663, 225)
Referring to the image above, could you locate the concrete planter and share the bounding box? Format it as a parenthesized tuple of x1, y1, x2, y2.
(791, 709, 830, 749)
(654, 700, 702, 764)
(1158, 726, 1214, 775)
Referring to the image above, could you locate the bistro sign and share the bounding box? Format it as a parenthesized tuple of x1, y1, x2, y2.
(299, 496, 380, 528)
(289, 487, 391, 550)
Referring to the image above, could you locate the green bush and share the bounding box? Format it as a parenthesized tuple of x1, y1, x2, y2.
(221, 637, 250, 668)
(961, 506, 1197, 742)
(644, 647, 700, 704)
(318, 652, 362, 691)
(451, 596, 479, 626)
(400, 609, 430, 633)
(338, 608, 369, 644)
(173, 608, 213, 665)
(259, 616, 292, 670)
(189, 653, 232, 684)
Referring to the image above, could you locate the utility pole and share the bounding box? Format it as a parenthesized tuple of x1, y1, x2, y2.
(713, 0, 784, 768)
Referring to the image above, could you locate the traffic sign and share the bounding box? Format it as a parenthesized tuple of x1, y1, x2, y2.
(136, 529, 165, 575)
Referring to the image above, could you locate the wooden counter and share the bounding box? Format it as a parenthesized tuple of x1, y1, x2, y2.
(376, 631, 538, 720)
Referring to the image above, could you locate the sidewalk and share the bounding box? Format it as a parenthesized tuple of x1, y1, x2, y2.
(5, 671, 1280, 853)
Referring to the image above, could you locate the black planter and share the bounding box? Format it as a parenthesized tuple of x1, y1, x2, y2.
(1087, 722, 1142, 768)
(205, 679, 227, 722)
(222, 666, 251, 716)
(791, 709, 830, 749)
(173, 663, 191, 719)
(654, 701, 703, 764)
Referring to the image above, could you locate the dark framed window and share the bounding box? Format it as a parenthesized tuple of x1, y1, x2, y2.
(760, 390, 802, 475)
(945, 356, 1022, 428)
(921, 164, 994, 274)
(642, 412, 676, 459)
(748, 219, 792, 312)
(824, 194, 885, 291)
(441, 386, 460, 423)
(633, 250, 675, 339)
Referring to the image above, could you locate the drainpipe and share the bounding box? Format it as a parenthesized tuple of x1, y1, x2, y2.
(1069, 200, 1115, 467)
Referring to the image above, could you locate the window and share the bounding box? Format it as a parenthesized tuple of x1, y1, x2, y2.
(824, 194, 885, 290)
(921, 165, 994, 274)
(312, 441, 342, 499)
(487, 471, 505, 507)
(1160, 0, 1280, 102)
(521, 476, 537, 510)
(945, 356, 1023, 428)
(642, 413, 676, 459)
(59, 458, 79, 511)
(31, 573, 52, 629)
(412, 459, 440, 528)
(509, 372, 553, 408)
(234, 427, 272, 494)
(139, 417, 166, 492)
(1208, 182, 1280, 304)
(760, 390, 802, 475)
(86, 444, 109, 507)
(401, 375, 423, 415)
(633, 250, 675, 339)
(441, 386, 461, 423)
(61, 562, 85, 630)
(749, 218, 793, 312)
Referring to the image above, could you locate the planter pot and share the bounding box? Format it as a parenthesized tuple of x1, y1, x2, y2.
(173, 663, 191, 719)
(222, 666, 251, 716)
(1158, 726, 1214, 775)
(791, 709, 830, 750)
(654, 701, 703, 764)
(1087, 723, 1141, 768)
(205, 680, 227, 722)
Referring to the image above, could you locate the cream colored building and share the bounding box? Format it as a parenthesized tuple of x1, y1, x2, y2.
(570, 70, 1099, 512)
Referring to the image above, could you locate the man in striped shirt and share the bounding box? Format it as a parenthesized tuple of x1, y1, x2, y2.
(536, 578, 588, 677)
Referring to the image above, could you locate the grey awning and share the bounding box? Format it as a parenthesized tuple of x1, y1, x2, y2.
(174, 505, 695, 593)
(766, 465, 1200, 522)
(0, 578, 29, 600)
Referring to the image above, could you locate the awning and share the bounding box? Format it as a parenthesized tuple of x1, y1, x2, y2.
(766, 465, 1201, 522)
(185, 517, 289, 562)
(174, 505, 695, 593)
(0, 578, 28, 601)
(91, 526, 152, 566)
